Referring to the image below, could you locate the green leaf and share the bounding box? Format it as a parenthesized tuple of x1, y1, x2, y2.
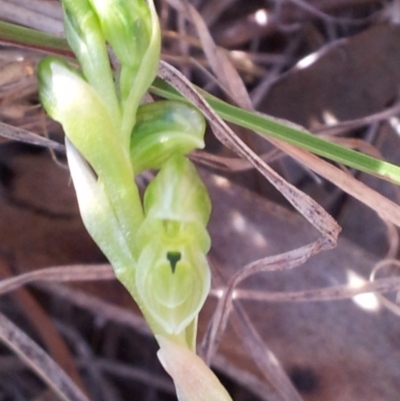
(151, 78, 400, 185)
(0, 20, 71, 55)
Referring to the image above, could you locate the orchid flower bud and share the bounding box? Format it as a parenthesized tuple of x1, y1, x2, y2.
(130, 101, 205, 174)
(61, 0, 120, 122)
(38, 57, 143, 251)
(87, 0, 152, 69)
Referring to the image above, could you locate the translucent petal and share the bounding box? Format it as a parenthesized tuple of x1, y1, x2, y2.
(136, 243, 210, 334)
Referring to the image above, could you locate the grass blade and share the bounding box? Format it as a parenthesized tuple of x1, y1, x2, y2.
(1, 21, 400, 185)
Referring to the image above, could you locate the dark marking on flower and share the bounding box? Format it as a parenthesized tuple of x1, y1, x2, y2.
(167, 251, 181, 273)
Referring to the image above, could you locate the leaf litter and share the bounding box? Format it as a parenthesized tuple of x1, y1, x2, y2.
(1, 0, 400, 401)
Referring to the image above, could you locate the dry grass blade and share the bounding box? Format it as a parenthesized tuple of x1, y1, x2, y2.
(272, 141, 400, 226)
(0, 311, 90, 401)
(7, 0, 62, 20)
(370, 259, 400, 316)
(0, 260, 87, 394)
(158, 61, 340, 246)
(167, 0, 253, 109)
(0, 121, 65, 151)
(169, 2, 400, 228)
(0, 264, 113, 296)
(204, 243, 330, 401)
(313, 100, 400, 136)
(38, 283, 151, 336)
(228, 276, 400, 303)
(0, 0, 63, 34)
(202, 240, 327, 364)
(191, 148, 284, 171)
(230, 304, 303, 401)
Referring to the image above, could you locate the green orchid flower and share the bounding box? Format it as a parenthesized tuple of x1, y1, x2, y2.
(37, 0, 233, 399)
(135, 155, 211, 343)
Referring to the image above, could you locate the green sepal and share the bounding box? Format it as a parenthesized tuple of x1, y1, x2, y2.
(65, 139, 135, 276)
(130, 101, 206, 174)
(66, 140, 171, 341)
(143, 155, 211, 228)
(38, 56, 144, 251)
(37, 57, 127, 179)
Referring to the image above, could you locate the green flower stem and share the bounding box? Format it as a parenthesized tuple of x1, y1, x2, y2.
(157, 336, 233, 401)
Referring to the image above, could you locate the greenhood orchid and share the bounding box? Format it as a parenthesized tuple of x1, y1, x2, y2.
(37, 0, 232, 399)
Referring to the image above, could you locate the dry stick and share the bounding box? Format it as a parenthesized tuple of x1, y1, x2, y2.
(286, 0, 375, 25)
(38, 282, 151, 336)
(209, 252, 320, 401)
(203, 242, 327, 401)
(0, 311, 91, 401)
(158, 61, 340, 245)
(192, 146, 283, 172)
(313, 100, 400, 136)
(0, 260, 88, 395)
(0, 121, 65, 152)
(0, 264, 114, 296)
(271, 139, 400, 226)
(370, 259, 400, 317)
(168, 0, 252, 110)
(0, 0, 63, 34)
(2, 262, 398, 307)
(172, 0, 400, 228)
(158, 61, 336, 401)
(206, 240, 328, 354)
(229, 276, 400, 303)
(231, 303, 303, 401)
(5, 0, 63, 20)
